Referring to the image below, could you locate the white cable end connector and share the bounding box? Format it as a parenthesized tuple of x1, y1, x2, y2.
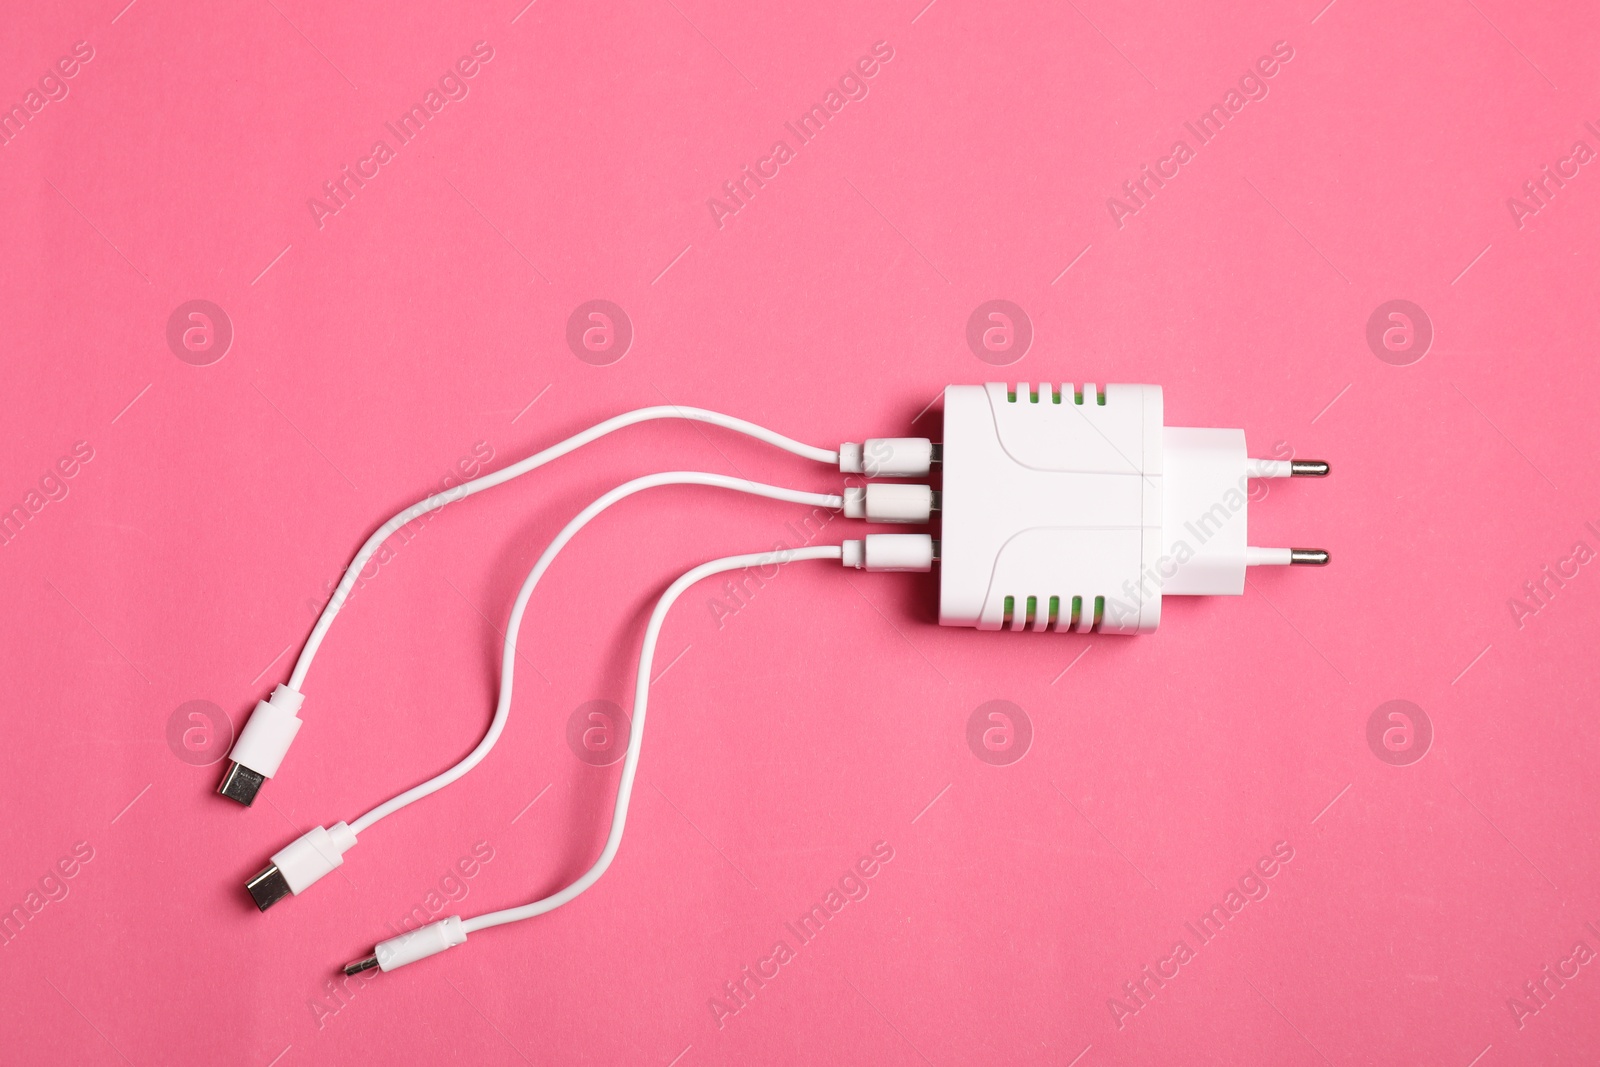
(246, 821, 357, 911)
(343, 915, 467, 976)
(842, 534, 937, 571)
(842, 483, 938, 523)
(217, 684, 306, 807)
(838, 438, 936, 477)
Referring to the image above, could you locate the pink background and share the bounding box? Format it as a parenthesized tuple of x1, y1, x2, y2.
(2, 0, 1598, 1063)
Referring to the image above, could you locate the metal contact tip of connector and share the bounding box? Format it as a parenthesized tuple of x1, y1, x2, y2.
(217, 761, 266, 806)
(1289, 548, 1330, 566)
(246, 864, 293, 912)
(343, 955, 380, 977)
(1290, 460, 1330, 477)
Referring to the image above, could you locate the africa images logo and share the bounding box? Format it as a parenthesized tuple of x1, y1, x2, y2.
(1105, 40, 1296, 229)
(1107, 840, 1295, 1029)
(705, 41, 895, 230)
(306, 42, 496, 230)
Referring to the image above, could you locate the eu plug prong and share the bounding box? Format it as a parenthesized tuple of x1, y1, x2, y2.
(1246, 547, 1330, 566)
(1246, 458, 1331, 478)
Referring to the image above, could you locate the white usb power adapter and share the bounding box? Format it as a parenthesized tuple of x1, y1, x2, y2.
(936, 383, 1326, 633)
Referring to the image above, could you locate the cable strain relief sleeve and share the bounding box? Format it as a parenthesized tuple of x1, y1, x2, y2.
(266, 683, 305, 715)
(376, 915, 468, 971)
(839, 442, 864, 474)
(229, 686, 306, 778)
(328, 821, 357, 852)
(271, 821, 358, 895)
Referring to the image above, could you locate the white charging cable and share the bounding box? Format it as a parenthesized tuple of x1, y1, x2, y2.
(341, 544, 845, 975)
(218, 407, 841, 807)
(221, 384, 1332, 977)
(245, 474, 843, 910)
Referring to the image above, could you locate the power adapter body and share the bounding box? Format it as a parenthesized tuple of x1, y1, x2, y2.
(939, 383, 1321, 634)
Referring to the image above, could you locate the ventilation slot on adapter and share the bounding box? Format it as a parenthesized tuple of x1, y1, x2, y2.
(1001, 593, 1103, 632)
(1004, 383, 1102, 405)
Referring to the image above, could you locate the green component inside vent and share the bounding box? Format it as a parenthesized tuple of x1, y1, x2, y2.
(1004, 594, 1103, 631)
(1097, 389, 1106, 406)
(1009, 387, 1093, 405)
